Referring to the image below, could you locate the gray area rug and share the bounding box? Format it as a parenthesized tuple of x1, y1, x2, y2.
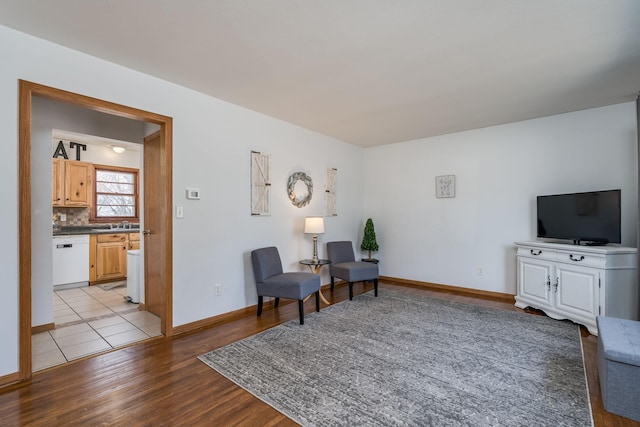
(199, 290, 592, 426)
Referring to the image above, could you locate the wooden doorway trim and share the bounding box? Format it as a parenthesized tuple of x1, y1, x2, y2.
(18, 80, 173, 381)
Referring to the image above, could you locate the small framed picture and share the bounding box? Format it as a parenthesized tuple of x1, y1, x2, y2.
(436, 175, 455, 198)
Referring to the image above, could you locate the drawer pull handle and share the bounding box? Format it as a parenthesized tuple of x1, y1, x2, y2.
(569, 254, 585, 262)
(530, 250, 542, 256)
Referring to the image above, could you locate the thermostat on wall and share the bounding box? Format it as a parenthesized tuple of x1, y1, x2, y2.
(186, 188, 201, 200)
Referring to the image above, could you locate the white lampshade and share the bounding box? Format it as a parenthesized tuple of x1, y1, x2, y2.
(304, 217, 325, 234)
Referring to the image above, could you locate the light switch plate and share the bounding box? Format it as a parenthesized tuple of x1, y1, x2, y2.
(176, 206, 184, 218)
(186, 188, 200, 200)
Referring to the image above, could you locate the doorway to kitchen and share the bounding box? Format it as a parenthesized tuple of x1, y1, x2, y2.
(36, 129, 154, 371)
(19, 80, 173, 381)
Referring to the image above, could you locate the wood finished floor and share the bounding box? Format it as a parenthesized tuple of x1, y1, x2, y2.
(0, 281, 638, 426)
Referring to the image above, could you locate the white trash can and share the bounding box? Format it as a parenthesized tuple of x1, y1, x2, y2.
(126, 250, 140, 303)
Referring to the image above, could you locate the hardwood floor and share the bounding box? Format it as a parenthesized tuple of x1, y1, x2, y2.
(0, 281, 638, 426)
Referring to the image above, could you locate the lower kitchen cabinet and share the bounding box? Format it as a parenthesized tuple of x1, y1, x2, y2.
(129, 232, 140, 250)
(90, 232, 140, 283)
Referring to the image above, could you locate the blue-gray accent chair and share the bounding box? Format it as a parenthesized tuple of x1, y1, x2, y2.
(251, 246, 321, 325)
(326, 241, 379, 300)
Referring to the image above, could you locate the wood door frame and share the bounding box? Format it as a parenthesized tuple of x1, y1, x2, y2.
(18, 80, 173, 381)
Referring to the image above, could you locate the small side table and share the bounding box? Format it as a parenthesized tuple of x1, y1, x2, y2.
(299, 259, 331, 305)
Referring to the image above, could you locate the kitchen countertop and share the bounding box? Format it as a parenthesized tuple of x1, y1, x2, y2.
(53, 226, 141, 236)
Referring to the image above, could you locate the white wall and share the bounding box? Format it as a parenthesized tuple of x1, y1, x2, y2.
(364, 103, 638, 295)
(0, 25, 364, 376)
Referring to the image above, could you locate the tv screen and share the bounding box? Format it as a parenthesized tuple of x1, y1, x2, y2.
(537, 190, 621, 245)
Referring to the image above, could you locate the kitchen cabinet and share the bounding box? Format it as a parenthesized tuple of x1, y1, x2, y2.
(52, 158, 63, 204)
(52, 159, 92, 207)
(128, 233, 140, 250)
(90, 233, 127, 283)
(90, 232, 140, 283)
(515, 241, 638, 335)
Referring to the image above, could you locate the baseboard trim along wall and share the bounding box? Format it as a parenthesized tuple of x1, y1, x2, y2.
(173, 280, 513, 336)
(380, 276, 515, 303)
(173, 305, 258, 336)
(31, 323, 55, 334)
(0, 372, 20, 389)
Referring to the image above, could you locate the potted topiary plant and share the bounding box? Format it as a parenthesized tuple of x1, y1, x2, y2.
(361, 218, 379, 261)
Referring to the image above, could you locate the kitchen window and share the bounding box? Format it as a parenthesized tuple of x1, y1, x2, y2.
(91, 165, 139, 221)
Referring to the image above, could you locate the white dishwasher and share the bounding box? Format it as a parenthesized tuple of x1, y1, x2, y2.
(52, 234, 90, 289)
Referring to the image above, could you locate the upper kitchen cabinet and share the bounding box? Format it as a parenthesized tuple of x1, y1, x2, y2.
(52, 159, 92, 207)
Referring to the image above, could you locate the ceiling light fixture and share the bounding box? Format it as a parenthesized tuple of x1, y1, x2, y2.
(112, 146, 125, 154)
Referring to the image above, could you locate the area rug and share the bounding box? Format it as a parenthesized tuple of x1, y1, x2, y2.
(198, 290, 592, 426)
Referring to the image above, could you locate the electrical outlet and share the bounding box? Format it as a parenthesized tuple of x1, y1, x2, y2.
(476, 266, 484, 275)
(59, 213, 67, 222)
(214, 283, 221, 296)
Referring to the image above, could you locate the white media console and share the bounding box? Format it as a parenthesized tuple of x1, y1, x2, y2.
(515, 241, 638, 335)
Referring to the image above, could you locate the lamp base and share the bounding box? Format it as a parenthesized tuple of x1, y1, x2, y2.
(312, 235, 319, 262)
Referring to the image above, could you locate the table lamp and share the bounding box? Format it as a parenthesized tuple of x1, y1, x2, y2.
(304, 216, 325, 262)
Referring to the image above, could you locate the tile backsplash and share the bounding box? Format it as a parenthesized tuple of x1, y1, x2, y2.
(53, 207, 91, 226)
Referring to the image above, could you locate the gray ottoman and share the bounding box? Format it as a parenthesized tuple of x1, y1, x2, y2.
(597, 316, 640, 422)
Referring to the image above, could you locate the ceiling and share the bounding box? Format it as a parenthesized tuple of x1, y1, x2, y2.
(2, 1, 639, 147)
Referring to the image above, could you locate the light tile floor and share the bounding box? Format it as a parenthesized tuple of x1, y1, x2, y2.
(33, 283, 161, 372)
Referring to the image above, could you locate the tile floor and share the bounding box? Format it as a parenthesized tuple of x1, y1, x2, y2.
(32, 283, 161, 372)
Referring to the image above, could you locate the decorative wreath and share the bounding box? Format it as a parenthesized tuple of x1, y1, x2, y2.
(287, 172, 313, 208)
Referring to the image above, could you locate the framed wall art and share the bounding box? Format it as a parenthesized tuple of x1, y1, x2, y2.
(251, 151, 271, 215)
(325, 167, 337, 216)
(436, 175, 455, 198)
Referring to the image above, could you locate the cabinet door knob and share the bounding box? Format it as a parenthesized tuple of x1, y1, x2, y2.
(569, 254, 585, 262)
(143, 229, 152, 235)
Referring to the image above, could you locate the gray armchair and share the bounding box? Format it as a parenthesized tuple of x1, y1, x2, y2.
(326, 241, 379, 300)
(251, 246, 321, 325)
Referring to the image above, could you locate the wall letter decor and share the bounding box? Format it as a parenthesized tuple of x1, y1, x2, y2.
(53, 140, 68, 159)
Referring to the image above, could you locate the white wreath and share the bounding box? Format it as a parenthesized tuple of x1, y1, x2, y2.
(287, 172, 313, 208)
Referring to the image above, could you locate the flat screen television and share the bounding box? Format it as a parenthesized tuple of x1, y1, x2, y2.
(536, 189, 621, 245)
